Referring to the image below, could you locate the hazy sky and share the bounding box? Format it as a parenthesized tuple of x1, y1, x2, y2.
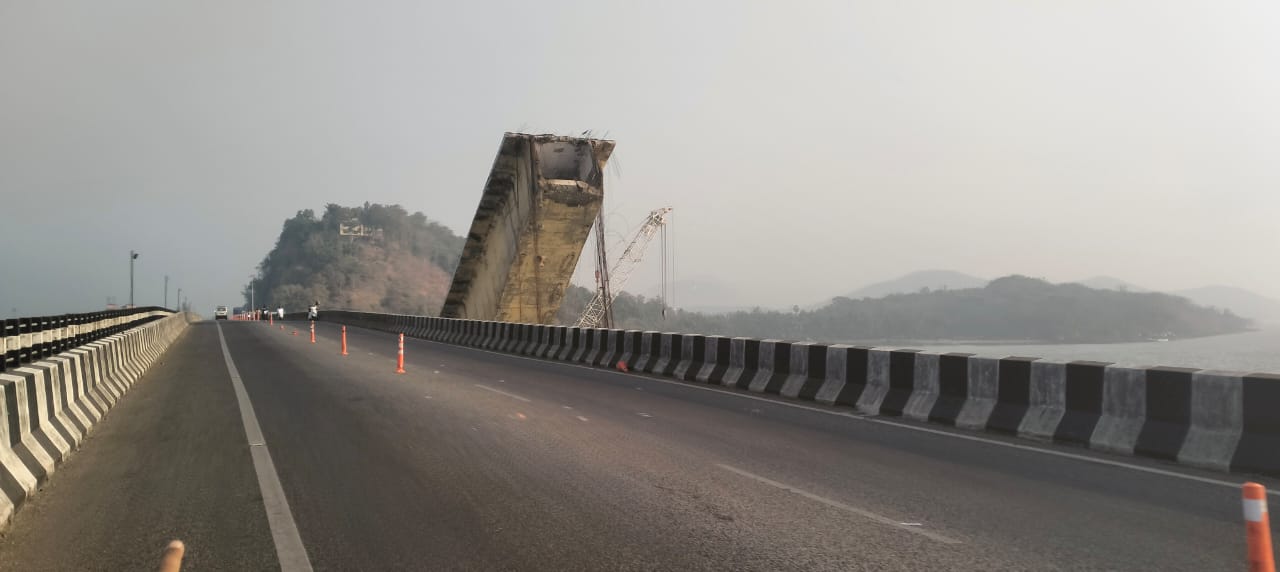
(2, 0, 1277, 316)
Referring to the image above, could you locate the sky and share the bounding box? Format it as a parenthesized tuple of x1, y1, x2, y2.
(1, 0, 1277, 316)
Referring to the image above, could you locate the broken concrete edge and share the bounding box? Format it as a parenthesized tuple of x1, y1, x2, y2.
(0, 312, 194, 531)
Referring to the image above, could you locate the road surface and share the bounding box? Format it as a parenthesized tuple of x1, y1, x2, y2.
(0, 320, 1275, 571)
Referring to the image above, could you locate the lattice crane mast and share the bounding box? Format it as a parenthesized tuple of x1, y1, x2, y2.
(575, 207, 672, 328)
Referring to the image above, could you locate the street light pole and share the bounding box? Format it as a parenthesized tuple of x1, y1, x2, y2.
(129, 250, 139, 307)
(177, 288, 182, 313)
(164, 275, 169, 309)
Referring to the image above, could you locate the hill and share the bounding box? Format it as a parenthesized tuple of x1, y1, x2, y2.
(1074, 276, 1151, 292)
(1173, 285, 1280, 324)
(562, 275, 1251, 343)
(245, 203, 464, 314)
(814, 270, 988, 307)
(1067, 278, 1279, 323)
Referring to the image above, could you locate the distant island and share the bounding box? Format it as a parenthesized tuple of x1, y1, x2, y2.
(244, 204, 1251, 344)
(557, 275, 1251, 344)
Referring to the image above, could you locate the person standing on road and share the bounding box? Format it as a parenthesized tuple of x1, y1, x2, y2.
(308, 301, 318, 320)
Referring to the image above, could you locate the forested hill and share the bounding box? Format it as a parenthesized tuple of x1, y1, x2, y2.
(245, 203, 464, 314)
(556, 275, 1252, 343)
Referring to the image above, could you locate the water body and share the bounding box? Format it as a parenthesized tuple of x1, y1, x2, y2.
(903, 326, 1280, 374)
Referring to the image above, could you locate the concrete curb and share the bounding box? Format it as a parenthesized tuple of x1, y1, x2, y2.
(0, 312, 192, 530)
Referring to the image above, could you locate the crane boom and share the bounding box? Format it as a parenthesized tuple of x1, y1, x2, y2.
(575, 207, 672, 328)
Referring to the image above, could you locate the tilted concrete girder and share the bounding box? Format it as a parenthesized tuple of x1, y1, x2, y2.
(441, 133, 614, 324)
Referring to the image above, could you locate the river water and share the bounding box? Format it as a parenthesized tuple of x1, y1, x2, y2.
(903, 326, 1280, 374)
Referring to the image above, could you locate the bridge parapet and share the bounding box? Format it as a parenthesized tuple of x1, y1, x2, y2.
(2, 307, 172, 373)
(316, 309, 1280, 478)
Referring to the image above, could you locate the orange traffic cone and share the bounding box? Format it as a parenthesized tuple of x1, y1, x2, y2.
(1245, 482, 1275, 572)
(341, 326, 348, 356)
(617, 360, 629, 373)
(396, 333, 406, 374)
(310, 321, 316, 344)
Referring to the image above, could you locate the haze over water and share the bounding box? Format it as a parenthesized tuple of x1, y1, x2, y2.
(911, 325, 1280, 374)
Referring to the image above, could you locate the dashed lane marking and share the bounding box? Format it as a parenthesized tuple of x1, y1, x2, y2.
(716, 463, 960, 545)
(475, 384, 531, 403)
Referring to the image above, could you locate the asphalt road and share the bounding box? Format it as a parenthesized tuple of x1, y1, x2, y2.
(0, 319, 1276, 571)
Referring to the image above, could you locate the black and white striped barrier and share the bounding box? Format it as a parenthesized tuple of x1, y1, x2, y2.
(0, 311, 190, 530)
(315, 310, 1280, 477)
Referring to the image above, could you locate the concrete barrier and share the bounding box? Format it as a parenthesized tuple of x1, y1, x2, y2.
(1090, 365, 1147, 455)
(631, 332, 660, 374)
(314, 310, 1280, 477)
(901, 352, 940, 421)
(1017, 360, 1066, 441)
(0, 311, 190, 529)
(653, 333, 682, 377)
(1233, 373, 1280, 475)
(695, 336, 730, 384)
(1177, 370, 1242, 472)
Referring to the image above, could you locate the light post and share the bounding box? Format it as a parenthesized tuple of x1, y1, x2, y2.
(129, 250, 139, 307)
(164, 275, 169, 309)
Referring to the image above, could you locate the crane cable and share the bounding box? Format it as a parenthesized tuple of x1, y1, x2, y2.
(660, 221, 668, 320)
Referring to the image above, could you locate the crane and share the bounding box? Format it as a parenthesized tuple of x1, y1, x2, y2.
(575, 207, 672, 328)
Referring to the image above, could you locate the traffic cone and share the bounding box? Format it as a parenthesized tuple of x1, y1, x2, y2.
(617, 360, 629, 373)
(341, 326, 348, 356)
(310, 321, 316, 344)
(396, 333, 406, 374)
(1245, 482, 1275, 572)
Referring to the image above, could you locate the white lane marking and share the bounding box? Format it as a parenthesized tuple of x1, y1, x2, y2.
(375, 327, 1280, 499)
(475, 384, 531, 402)
(216, 324, 314, 571)
(562, 405, 573, 410)
(424, 395, 433, 399)
(576, 415, 589, 422)
(637, 412, 653, 418)
(716, 463, 961, 545)
(498, 379, 505, 383)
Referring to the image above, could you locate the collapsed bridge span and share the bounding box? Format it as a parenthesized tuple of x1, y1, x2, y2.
(441, 133, 614, 324)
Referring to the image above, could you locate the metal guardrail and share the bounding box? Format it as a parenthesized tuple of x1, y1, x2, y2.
(1, 306, 172, 373)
